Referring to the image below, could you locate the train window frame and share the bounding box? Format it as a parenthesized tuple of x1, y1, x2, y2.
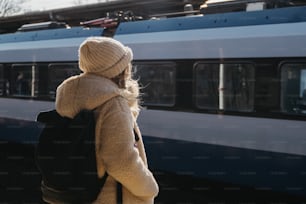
(48, 63, 80, 99)
(280, 61, 306, 115)
(10, 64, 39, 98)
(133, 61, 177, 107)
(194, 61, 255, 112)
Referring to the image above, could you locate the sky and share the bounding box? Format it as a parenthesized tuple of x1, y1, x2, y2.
(21, 0, 107, 12)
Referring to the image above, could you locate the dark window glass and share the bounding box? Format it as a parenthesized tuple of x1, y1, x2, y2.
(48, 63, 80, 98)
(0, 65, 4, 96)
(281, 63, 306, 115)
(134, 62, 176, 106)
(11, 64, 39, 97)
(195, 62, 255, 112)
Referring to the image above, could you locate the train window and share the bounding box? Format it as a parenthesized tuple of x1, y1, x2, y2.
(281, 63, 306, 115)
(48, 63, 80, 98)
(10, 64, 39, 97)
(195, 62, 255, 112)
(0, 65, 4, 96)
(134, 62, 176, 106)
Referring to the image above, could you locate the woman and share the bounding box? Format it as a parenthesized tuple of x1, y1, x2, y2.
(54, 37, 159, 203)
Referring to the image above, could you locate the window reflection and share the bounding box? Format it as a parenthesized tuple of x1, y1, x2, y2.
(0, 65, 4, 96)
(48, 64, 80, 98)
(134, 62, 176, 106)
(195, 62, 255, 112)
(281, 63, 306, 115)
(11, 64, 38, 97)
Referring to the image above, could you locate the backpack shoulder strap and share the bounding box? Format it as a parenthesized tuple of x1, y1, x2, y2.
(37, 109, 69, 125)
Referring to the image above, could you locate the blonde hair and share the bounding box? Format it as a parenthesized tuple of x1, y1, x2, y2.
(112, 63, 140, 118)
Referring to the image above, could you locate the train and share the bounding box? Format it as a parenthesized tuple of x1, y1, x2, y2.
(1, 0, 306, 202)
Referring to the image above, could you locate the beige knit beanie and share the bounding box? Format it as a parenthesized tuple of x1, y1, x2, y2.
(79, 37, 133, 79)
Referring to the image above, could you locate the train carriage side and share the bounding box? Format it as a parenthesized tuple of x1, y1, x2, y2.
(114, 5, 306, 198)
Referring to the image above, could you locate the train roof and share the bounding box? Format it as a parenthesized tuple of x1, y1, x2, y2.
(0, 0, 204, 34)
(116, 5, 306, 35)
(0, 4, 305, 43)
(0, 27, 103, 44)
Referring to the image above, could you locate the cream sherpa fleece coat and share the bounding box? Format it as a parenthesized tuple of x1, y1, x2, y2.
(53, 73, 158, 204)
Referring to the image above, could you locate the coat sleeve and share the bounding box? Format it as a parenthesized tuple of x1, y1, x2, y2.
(95, 97, 159, 199)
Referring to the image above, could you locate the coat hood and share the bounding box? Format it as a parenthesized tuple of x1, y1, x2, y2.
(55, 73, 120, 118)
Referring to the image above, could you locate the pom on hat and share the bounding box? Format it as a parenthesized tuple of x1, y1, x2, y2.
(79, 37, 133, 79)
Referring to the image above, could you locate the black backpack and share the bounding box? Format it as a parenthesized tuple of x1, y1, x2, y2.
(35, 109, 108, 203)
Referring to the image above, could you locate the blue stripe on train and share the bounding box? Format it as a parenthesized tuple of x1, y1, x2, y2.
(0, 117, 42, 144)
(143, 135, 306, 197)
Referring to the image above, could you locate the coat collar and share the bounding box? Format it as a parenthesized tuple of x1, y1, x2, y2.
(55, 73, 120, 118)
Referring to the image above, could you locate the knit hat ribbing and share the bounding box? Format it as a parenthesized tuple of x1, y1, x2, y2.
(79, 37, 132, 79)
